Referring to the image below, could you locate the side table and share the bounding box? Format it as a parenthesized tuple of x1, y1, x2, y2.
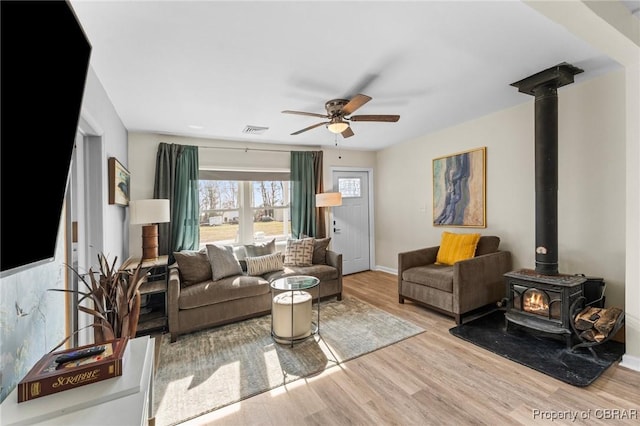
(270, 275, 320, 347)
(122, 255, 169, 335)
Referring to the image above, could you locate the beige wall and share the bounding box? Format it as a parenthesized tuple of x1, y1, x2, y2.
(375, 69, 626, 311)
(321, 148, 377, 191)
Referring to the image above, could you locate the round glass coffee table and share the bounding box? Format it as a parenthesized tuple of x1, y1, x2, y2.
(270, 275, 320, 346)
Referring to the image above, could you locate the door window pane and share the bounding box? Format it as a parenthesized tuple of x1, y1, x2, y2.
(338, 177, 361, 198)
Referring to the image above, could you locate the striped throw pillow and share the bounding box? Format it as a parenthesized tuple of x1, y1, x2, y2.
(246, 252, 283, 276)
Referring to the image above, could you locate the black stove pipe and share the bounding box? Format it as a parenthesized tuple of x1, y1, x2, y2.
(511, 63, 583, 276)
(534, 85, 559, 275)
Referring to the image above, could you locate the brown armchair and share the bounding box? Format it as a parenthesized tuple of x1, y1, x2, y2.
(398, 236, 512, 324)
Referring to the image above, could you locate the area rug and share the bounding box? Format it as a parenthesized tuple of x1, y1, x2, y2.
(153, 296, 424, 426)
(449, 310, 625, 387)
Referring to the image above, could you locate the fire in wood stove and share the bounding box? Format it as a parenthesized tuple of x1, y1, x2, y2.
(524, 291, 548, 314)
(516, 288, 561, 319)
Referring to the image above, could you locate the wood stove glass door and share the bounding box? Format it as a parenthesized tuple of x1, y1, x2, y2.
(513, 285, 561, 320)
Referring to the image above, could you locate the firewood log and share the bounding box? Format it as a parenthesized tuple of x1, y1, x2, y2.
(574, 307, 602, 331)
(579, 329, 605, 342)
(579, 329, 597, 342)
(594, 307, 623, 336)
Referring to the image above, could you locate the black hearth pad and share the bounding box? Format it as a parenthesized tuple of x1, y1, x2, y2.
(449, 310, 625, 387)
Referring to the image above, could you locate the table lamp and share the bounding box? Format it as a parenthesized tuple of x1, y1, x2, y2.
(129, 199, 170, 260)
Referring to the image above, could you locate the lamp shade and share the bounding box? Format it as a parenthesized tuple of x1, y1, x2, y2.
(129, 199, 170, 224)
(316, 192, 342, 208)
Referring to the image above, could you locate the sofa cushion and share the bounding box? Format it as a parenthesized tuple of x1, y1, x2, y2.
(232, 245, 248, 260)
(283, 238, 314, 266)
(206, 244, 243, 281)
(262, 264, 339, 283)
(244, 238, 276, 257)
(299, 234, 331, 265)
(476, 236, 500, 256)
(178, 275, 270, 310)
(312, 237, 331, 265)
(246, 252, 283, 276)
(402, 264, 454, 293)
(435, 232, 481, 266)
(173, 249, 211, 286)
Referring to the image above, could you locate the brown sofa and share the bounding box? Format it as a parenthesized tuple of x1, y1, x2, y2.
(398, 236, 512, 324)
(168, 248, 342, 342)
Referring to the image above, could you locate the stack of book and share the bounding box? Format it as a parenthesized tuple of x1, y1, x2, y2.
(17, 337, 129, 403)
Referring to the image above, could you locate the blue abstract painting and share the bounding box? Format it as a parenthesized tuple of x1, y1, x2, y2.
(433, 147, 485, 227)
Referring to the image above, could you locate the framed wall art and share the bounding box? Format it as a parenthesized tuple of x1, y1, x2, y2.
(108, 157, 130, 206)
(433, 147, 486, 228)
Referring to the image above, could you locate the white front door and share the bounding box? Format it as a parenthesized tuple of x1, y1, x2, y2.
(331, 170, 371, 275)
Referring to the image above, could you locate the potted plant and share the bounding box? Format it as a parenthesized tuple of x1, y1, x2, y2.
(50, 253, 149, 349)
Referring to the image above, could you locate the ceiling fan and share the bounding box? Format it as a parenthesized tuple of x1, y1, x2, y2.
(282, 93, 400, 138)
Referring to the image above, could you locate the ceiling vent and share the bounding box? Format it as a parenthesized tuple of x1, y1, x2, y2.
(242, 125, 269, 135)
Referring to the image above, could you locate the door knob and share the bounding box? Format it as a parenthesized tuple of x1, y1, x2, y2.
(334, 228, 341, 233)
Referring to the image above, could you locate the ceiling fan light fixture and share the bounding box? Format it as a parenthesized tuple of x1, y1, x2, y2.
(327, 120, 349, 134)
(283, 93, 399, 137)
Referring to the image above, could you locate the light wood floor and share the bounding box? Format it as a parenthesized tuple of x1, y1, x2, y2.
(174, 271, 640, 426)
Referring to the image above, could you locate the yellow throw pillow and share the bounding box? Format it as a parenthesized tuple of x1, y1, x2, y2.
(435, 232, 481, 266)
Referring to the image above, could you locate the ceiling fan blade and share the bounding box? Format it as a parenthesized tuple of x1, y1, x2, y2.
(282, 110, 328, 119)
(341, 127, 354, 138)
(290, 121, 328, 135)
(349, 114, 400, 122)
(341, 94, 372, 115)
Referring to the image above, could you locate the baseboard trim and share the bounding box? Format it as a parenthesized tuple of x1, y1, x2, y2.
(620, 353, 640, 372)
(374, 265, 397, 275)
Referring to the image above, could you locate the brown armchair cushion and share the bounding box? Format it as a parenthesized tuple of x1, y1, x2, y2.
(476, 236, 501, 256)
(403, 264, 454, 292)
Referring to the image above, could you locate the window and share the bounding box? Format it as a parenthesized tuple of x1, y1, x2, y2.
(338, 177, 361, 198)
(199, 171, 291, 247)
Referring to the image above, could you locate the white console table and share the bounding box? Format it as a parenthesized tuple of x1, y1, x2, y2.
(0, 336, 155, 426)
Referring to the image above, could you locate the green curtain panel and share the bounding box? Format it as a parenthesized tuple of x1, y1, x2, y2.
(291, 151, 322, 238)
(154, 143, 200, 257)
(172, 145, 199, 252)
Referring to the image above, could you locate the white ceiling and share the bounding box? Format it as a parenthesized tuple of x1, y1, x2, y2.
(70, 1, 628, 151)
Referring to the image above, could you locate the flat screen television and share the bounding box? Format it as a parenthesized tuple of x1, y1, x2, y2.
(0, 0, 92, 275)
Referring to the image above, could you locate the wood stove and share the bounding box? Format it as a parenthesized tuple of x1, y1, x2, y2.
(504, 63, 590, 346)
(504, 269, 585, 347)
